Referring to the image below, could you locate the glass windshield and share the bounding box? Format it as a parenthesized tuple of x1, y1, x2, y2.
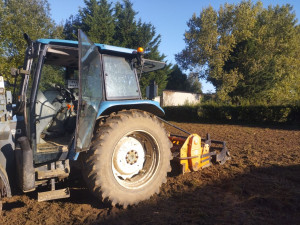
(75, 30, 103, 151)
(103, 55, 140, 99)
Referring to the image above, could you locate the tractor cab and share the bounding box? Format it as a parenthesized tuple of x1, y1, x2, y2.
(14, 30, 165, 165)
(10, 30, 166, 201)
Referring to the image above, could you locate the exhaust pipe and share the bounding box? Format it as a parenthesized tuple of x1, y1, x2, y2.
(17, 136, 35, 192)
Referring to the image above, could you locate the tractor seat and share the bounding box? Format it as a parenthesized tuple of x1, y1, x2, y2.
(35, 90, 60, 144)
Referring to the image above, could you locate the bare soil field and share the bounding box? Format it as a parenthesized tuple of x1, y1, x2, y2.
(1, 122, 300, 225)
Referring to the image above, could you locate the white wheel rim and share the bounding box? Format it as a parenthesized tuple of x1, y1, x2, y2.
(112, 136, 145, 179)
(112, 131, 160, 190)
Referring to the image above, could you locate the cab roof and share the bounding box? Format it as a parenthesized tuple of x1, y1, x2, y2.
(37, 39, 166, 72)
(37, 39, 135, 55)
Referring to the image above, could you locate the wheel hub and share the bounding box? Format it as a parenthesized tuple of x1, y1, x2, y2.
(113, 136, 145, 179)
(126, 150, 139, 165)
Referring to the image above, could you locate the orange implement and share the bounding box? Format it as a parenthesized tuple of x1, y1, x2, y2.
(169, 134, 230, 174)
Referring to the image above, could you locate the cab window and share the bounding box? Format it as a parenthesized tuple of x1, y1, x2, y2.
(103, 55, 140, 100)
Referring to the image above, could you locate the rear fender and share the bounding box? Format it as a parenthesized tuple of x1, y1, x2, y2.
(96, 100, 164, 118)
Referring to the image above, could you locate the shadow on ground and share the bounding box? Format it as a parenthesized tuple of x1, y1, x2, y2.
(99, 164, 300, 225)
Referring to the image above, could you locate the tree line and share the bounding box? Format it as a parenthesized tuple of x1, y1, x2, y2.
(0, 0, 299, 104)
(0, 0, 201, 95)
(176, 0, 300, 105)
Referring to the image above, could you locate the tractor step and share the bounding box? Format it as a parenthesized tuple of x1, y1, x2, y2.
(38, 188, 70, 202)
(37, 168, 69, 179)
(35, 161, 71, 202)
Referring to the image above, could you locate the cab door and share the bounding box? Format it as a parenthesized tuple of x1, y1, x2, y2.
(75, 30, 103, 152)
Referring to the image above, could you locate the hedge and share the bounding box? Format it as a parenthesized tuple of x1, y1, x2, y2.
(163, 104, 300, 124)
(163, 105, 199, 122)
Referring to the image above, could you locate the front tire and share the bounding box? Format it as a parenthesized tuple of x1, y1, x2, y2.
(81, 110, 172, 207)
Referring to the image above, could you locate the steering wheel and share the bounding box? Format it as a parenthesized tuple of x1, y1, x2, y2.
(55, 84, 75, 102)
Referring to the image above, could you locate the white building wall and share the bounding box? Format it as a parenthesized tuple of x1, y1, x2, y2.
(160, 90, 201, 106)
(153, 96, 160, 104)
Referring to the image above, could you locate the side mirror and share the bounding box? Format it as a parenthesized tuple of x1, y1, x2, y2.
(146, 80, 158, 100)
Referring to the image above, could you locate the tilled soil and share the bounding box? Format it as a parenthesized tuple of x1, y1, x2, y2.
(1, 122, 300, 225)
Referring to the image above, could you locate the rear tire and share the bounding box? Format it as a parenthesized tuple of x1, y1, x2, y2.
(81, 110, 172, 207)
(0, 165, 11, 211)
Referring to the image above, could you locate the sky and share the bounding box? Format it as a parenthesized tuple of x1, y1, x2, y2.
(48, 0, 300, 93)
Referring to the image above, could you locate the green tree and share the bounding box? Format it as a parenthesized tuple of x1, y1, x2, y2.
(165, 65, 202, 93)
(0, 0, 62, 80)
(63, 0, 170, 95)
(39, 65, 65, 91)
(187, 73, 202, 93)
(166, 65, 189, 91)
(176, 0, 300, 105)
(113, 0, 137, 47)
(63, 15, 82, 41)
(80, 0, 115, 43)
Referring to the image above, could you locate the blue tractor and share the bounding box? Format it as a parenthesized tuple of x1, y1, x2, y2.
(0, 30, 229, 208)
(0, 30, 172, 208)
